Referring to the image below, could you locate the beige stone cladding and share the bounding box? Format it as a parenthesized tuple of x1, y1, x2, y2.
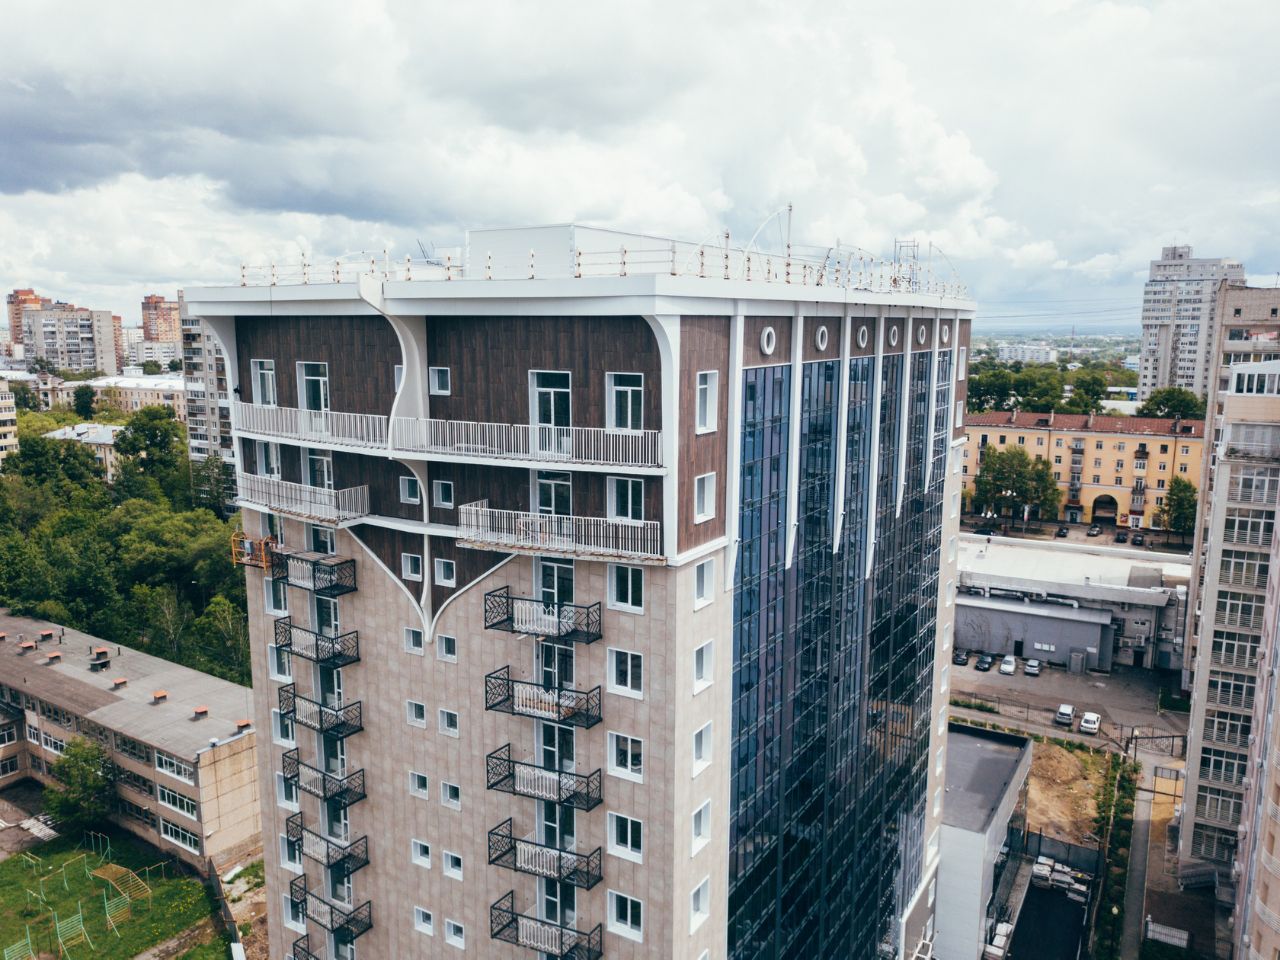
(197, 734, 261, 872)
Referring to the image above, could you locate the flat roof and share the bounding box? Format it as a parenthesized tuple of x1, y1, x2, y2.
(957, 593, 1114, 624)
(959, 535, 1190, 589)
(0, 610, 252, 760)
(964, 410, 1204, 437)
(944, 724, 1031, 832)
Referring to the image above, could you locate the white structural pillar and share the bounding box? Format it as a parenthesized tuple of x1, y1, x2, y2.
(832, 308, 852, 552)
(724, 308, 745, 591)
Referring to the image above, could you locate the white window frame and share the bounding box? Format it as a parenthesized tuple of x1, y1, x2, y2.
(608, 564, 644, 613)
(411, 839, 431, 868)
(267, 642, 292, 682)
(280, 833, 302, 873)
(607, 811, 643, 864)
(414, 906, 434, 936)
(438, 710, 459, 739)
(692, 722, 712, 777)
(694, 472, 716, 523)
(606, 372, 645, 432)
(255, 440, 281, 479)
(690, 876, 711, 934)
(402, 553, 424, 582)
(155, 750, 195, 784)
(607, 648, 643, 699)
(695, 370, 719, 434)
(443, 851, 463, 881)
(693, 640, 713, 694)
(691, 800, 711, 855)
(406, 700, 427, 728)
(432, 479, 455, 509)
(437, 634, 457, 662)
(409, 771, 429, 797)
(276, 772, 299, 812)
(693, 558, 715, 609)
(399, 475, 421, 505)
(433, 557, 455, 587)
(265, 576, 288, 616)
(250, 359, 277, 406)
(444, 920, 465, 949)
(271, 709, 295, 747)
(608, 732, 644, 783)
(606, 475, 644, 523)
(441, 781, 462, 809)
(160, 817, 201, 853)
(158, 784, 198, 820)
(284, 893, 306, 933)
(607, 890, 644, 943)
(429, 367, 452, 396)
(404, 627, 424, 656)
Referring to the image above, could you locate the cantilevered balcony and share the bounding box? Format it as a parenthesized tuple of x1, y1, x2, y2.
(289, 876, 372, 942)
(485, 744, 602, 810)
(237, 473, 369, 525)
(490, 891, 603, 960)
(487, 819, 602, 890)
(270, 548, 357, 597)
(231, 532, 274, 568)
(485, 667, 602, 728)
(459, 501, 662, 562)
(290, 935, 324, 960)
(286, 812, 369, 878)
(281, 748, 366, 808)
(279, 684, 363, 738)
(483, 587, 602, 643)
(234, 401, 387, 449)
(391, 417, 663, 470)
(274, 617, 360, 668)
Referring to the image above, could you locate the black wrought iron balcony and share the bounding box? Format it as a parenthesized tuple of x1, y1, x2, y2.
(485, 744, 602, 811)
(487, 818, 603, 890)
(290, 935, 324, 960)
(484, 667, 602, 728)
(289, 876, 372, 942)
(483, 586, 602, 643)
(274, 617, 360, 668)
(286, 811, 369, 878)
(281, 748, 366, 808)
(270, 547, 357, 597)
(490, 891, 603, 960)
(279, 684, 363, 738)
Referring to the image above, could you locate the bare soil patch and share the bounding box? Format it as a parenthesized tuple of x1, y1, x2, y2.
(1027, 740, 1107, 844)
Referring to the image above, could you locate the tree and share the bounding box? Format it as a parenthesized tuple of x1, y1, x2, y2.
(1059, 372, 1107, 414)
(168, 358, 182, 372)
(73, 384, 96, 419)
(141, 360, 163, 375)
(114, 406, 191, 509)
(191, 455, 231, 517)
(10, 382, 39, 411)
(1137, 387, 1205, 420)
(43, 737, 116, 831)
(967, 367, 1015, 412)
(1155, 475, 1198, 545)
(971, 445, 1061, 528)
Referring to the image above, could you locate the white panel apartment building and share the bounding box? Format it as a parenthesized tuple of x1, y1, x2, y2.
(21, 303, 120, 375)
(1137, 246, 1244, 402)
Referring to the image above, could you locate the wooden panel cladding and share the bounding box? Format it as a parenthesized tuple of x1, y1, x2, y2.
(849, 317, 877, 359)
(742, 315, 792, 368)
(350, 523, 427, 603)
(234, 315, 400, 416)
(953, 317, 972, 441)
(429, 535, 508, 615)
(334, 452, 420, 522)
(882, 316, 908, 356)
(802, 316, 840, 362)
(678, 316, 730, 551)
(424, 315, 661, 430)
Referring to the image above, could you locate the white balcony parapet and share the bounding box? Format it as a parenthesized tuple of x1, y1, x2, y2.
(459, 500, 662, 562)
(1257, 896, 1280, 935)
(391, 417, 663, 469)
(238, 473, 369, 524)
(235, 402, 387, 449)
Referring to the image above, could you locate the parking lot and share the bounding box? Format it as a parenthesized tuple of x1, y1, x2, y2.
(961, 518, 1191, 554)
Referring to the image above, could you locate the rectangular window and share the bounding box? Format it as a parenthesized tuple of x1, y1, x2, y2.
(406, 701, 427, 728)
(280, 833, 302, 872)
(957, 346, 967, 380)
(250, 359, 277, 405)
(432, 557, 455, 586)
(160, 818, 201, 853)
(444, 920, 465, 949)
(692, 800, 711, 854)
(437, 634, 457, 662)
(404, 627, 424, 655)
(429, 367, 451, 396)
(432, 480, 455, 509)
(255, 440, 281, 478)
(608, 812, 643, 862)
(276, 773, 299, 811)
(284, 894, 306, 933)
(607, 373, 644, 431)
(696, 371, 719, 433)
(0, 757, 18, 778)
(610, 564, 644, 612)
(694, 558, 714, 608)
(411, 839, 431, 868)
(409, 771, 429, 797)
(158, 784, 198, 820)
(399, 476, 421, 504)
(443, 851, 463, 881)
(608, 649, 643, 698)
(414, 906, 434, 935)
(394, 364, 404, 391)
(692, 722, 712, 776)
(694, 473, 716, 523)
(441, 781, 461, 809)
(607, 476, 644, 522)
(268, 643, 292, 681)
(694, 640, 713, 692)
(438, 710, 459, 738)
(608, 891, 643, 942)
(690, 877, 711, 933)
(402, 553, 424, 581)
(306, 448, 333, 490)
(155, 751, 194, 783)
(265, 577, 288, 616)
(272, 709, 294, 746)
(609, 732, 644, 782)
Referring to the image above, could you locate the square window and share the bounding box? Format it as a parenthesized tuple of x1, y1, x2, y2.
(429, 367, 452, 395)
(693, 473, 716, 523)
(690, 877, 711, 933)
(696, 371, 719, 433)
(609, 732, 643, 782)
(441, 781, 461, 809)
(407, 701, 427, 728)
(438, 710, 459, 738)
(432, 480, 455, 509)
(444, 920, 465, 949)
(437, 634, 457, 662)
(608, 891, 643, 942)
(399, 476, 421, 504)
(693, 641, 713, 693)
(608, 649, 643, 698)
(409, 771, 429, 797)
(694, 558, 715, 608)
(404, 627, 424, 655)
(414, 906, 434, 935)
(411, 839, 431, 868)
(608, 812, 643, 863)
(400, 553, 423, 581)
(443, 851, 463, 880)
(692, 722, 712, 776)
(433, 558, 455, 587)
(692, 800, 711, 855)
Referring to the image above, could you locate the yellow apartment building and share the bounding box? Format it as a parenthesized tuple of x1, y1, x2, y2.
(962, 411, 1206, 528)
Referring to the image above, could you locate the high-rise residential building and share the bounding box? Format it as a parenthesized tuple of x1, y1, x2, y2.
(191, 224, 973, 960)
(21, 302, 120, 375)
(113, 313, 126, 371)
(179, 293, 237, 508)
(5, 288, 46, 345)
(1176, 283, 1280, 948)
(141, 293, 181, 342)
(1137, 246, 1245, 402)
(0, 378, 18, 464)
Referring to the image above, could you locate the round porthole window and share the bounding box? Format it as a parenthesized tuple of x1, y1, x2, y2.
(917, 325, 927, 345)
(941, 325, 951, 344)
(889, 326, 899, 347)
(857, 326, 869, 349)
(815, 325, 829, 351)
(760, 326, 777, 356)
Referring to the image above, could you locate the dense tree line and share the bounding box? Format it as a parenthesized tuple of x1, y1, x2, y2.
(0, 406, 250, 685)
(965, 358, 1147, 415)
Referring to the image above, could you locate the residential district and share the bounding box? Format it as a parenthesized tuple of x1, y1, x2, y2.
(0, 234, 1275, 960)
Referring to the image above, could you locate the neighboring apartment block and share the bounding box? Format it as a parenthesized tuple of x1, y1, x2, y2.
(181, 294, 237, 505)
(0, 611, 260, 875)
(1138, 246, 1245, 401)
(131, 338, 181, 366)
(141, 293, 182, 343)
(190, 224, 973, 960)
(92, 372, 186, 420)
(21, 302, 120, 375)
(43, 423, 127, 480)
(995, 343, 1058, 365)
(961, 411, 1204, 529)
(5, 288, 44, 345)
(0, 378, 17, 464)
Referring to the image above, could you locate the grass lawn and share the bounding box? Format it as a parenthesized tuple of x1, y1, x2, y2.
(0, 826, 217, 959)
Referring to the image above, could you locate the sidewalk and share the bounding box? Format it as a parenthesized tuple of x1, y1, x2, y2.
(1121, 754, 1156, 958)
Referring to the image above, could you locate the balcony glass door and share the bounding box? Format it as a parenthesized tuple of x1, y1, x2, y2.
(306, 449, 334, 490)
(315, 596, 340, 638)
(322, 732, 346, 777)
(531, 371, 571, 458)
(542, 876, 577, 930)
(318, 664, 343, 708)
(538, 641, 574, 690)
(298, 361, 331, 438)
(539, 720, 574, 773)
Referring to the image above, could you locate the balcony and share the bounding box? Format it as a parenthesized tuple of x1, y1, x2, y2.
(279, 684, 363, 738)
(231, 532, 274, 569)
(487, 819, 603, 889)
(1205, 687, 1256, 711)
(234, 401, 387, 449)
(289, 876, 372, 942)
(237, 473, 369, 525)
(483, 587, 602, 644)
(286, 812, 369, 877)
(459, 501, 662, 562)
(1257, 896, 1280, 936)
(271, 548, 357, 597)
(489, 891, 603, 960)
(1210, 648, 1260, 670)
(391, 417, 663, 470)
(485, 667, 602, 729)
(1192, 801, 1240, 829)
(485, 744, 602, 810)
(281, 748, 366, 808)
(1216, 609, 1264, 631)
(290, 935, 324, 960)
(1201, 725, 1251, 749)
(275, 618, 360, 668)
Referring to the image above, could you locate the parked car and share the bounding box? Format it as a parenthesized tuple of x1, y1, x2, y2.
(1114, 530, 1129, 543)
(952, 649, 971, 666)
(999, 655, 1017, 675)
(1087, 524, 1102, 537)
(1055, 526, 1069, 538)
(974, 527, 997, 537)
(1132, 533, 1146, 546)
(1054, 703, 1075, 726)
(1079, 712, 1102, 735)
(975, 654, 995, 672)
(1024, 658, 1042, 676)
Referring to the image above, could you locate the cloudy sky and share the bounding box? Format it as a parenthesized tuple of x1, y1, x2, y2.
(1, 0, 1277, 329)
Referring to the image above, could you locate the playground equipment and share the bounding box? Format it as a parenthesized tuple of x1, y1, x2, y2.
(19, 852, 41, 872)
(2, 927, 35, 960)
(101, 888, 131, 938)
(53, 901, 93, 956)
(83, 832, 112, 864)
(91, 863, 152, 911)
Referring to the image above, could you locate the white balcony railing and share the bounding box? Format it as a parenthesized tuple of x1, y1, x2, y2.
(1256, 896, 1280, 935)
(237, 473, 369, 524)
(459, 500, 662, 561)
(390, 417, 663, 469)
(235, 402, 387, 449)
(1216, 609, 1265, 631)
